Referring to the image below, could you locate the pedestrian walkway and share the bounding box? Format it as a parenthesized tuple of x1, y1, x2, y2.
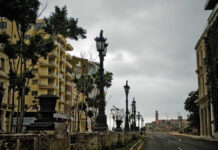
(169, 132, 218, 142)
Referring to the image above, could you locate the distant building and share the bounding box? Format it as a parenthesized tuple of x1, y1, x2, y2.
(155, 110, 159, 122)
(145, 116, 188, 132)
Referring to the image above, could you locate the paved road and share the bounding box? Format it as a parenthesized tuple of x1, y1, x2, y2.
(136, 132, 218, 150)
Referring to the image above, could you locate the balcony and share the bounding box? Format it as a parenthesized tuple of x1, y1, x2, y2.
(59, 74, 65, 82)
(39, 83, 57, 89)
(39, 61, 58, 68)
(66, 61, 72, 68)
(48, 50, 58, 58)
(55, 41, 66, 52)
(60, 96, 64, 101)
(65, 81, 72, 87)
(59, 86, 65, 92)
(61, 66, 65, 72)
(39, 72, 57, 79)
(59, 44, 65, 52)
(66, 91, 71, 96)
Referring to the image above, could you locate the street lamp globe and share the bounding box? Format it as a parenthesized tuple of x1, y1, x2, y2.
(95, 30, 106, 52)
(124, 80, 130, 95)
(102, 43, 108, 57)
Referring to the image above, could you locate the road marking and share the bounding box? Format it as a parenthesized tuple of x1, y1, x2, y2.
(178, 147, 183, 150)
(137, 142, 144, 150)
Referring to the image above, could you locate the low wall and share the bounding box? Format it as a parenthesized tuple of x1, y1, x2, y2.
(0, 131, 143, 150)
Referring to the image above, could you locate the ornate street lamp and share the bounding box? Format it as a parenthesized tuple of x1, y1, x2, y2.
(131, 98, 136, 131)
(124, 80, 130, 131)
(94, 30, 108, 131)
(137, 112, 141, 131)
(0, 83, 5, 131)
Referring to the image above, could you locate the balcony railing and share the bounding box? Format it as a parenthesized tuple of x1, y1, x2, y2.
(39, 72, 57, 79)
(66, 61, 72, 68)
(48, 50, 58, 57)
(39, 61, 58, 68)
(65, 81, 72, 86)
(66, 91, 71, 96)
(39, 83, 57, 89)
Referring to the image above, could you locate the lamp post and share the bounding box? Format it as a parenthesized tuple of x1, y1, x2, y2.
(0, 83, 5, 131)
(131, 98, 136, 131)
(94, 30, 108, 131)
(124, 80, 130, 131)
(137, 112, 141, 131)
(141, 117, 144, 128)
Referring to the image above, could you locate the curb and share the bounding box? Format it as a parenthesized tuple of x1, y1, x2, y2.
(129, 139, 142, 150)
(169, 132, 218, 143)
(129, 135, 147, 150)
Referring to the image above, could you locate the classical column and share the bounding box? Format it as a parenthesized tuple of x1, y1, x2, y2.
(200, 108, 203, 136)
(1, 110, 6, 132)
(203, 107, 207, 136)
(206, 107, 211, 136)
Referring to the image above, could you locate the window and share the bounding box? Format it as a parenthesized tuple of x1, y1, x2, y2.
(32, 104, 38, 110)
(0, 58, 5, 71)
(25, 35, 31, 40)
(33, 68, 38, 73)
(32, 91, 38, 96)
(0, 22, 7, 29)
(34, 23, 45, 31)
(32, 80, 38, 85)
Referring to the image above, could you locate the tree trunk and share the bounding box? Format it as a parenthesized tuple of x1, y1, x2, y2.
(77, 110, 80, 132)
(16, 95, 20, 133)
(8, 88, 15, 133)
(18, 87, 25, 133)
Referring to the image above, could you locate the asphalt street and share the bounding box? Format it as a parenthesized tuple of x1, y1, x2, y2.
(136, 132, 218, 150)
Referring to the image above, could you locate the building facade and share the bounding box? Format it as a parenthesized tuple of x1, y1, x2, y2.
(0, 19, 88, 132)
(0, 50, 10, 132)
(195, 0, 218, 138)
(195, 28, 212, 137)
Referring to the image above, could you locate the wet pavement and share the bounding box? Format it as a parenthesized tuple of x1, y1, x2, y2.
(135, 132, 218, 150)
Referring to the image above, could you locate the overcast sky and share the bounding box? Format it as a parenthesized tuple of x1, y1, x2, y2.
(39, 0, 211, 126)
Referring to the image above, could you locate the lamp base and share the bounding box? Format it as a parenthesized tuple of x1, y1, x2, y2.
(94, 114, 108, 131)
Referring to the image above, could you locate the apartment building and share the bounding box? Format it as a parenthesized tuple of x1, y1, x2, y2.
(0, 19, 77, 131)
(0, 50, 10, 132)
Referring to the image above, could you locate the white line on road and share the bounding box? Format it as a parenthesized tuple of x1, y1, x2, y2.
(178, 147, 183, 150)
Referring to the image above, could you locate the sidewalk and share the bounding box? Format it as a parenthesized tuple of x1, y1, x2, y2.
(169, 132, 218, 142)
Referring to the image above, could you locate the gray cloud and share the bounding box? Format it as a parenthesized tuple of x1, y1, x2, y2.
(39, 0, 211, 124)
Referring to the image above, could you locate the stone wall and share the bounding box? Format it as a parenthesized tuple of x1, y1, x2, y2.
(0, 131, 142, 150)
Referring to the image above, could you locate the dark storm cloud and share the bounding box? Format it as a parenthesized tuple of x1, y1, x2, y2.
(39, 0, 211, 123)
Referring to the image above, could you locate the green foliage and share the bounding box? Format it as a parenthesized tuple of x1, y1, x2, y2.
(78, 101, 87, 111)
(93, 71, 113, 89)
(184, 90, 199, 113)
(184, 90, 200, 131)
(44, 6, 86, 40)
(204, 17, 218, 105)
(0, 0, 40, 33)
(73, 74, 94, 96)
(183, 127, 192, 134)
(87, 110, 94, 118)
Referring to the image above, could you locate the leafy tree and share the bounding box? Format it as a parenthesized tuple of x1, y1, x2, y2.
(0, 0, 55, 133)
(93, 71, 113, 89)
(72, 70, 113, 131)
(184, 90, 200, 132)
(44, 6, 86, 40)
(0, 1, 86, 133)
